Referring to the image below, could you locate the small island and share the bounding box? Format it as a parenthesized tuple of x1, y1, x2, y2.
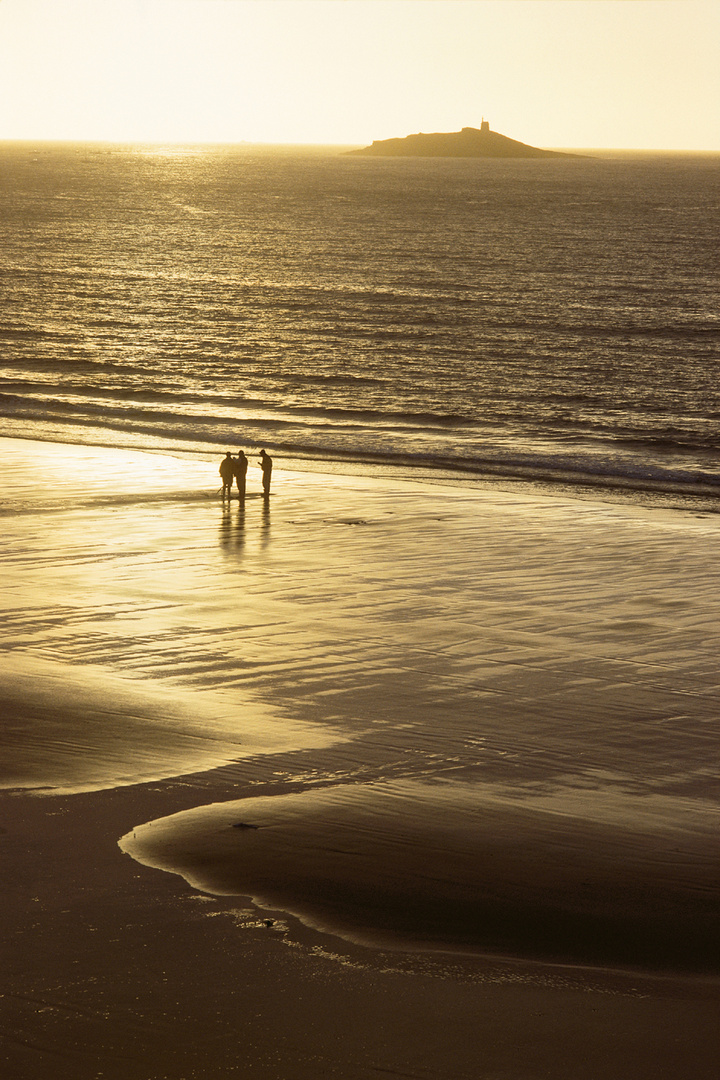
(346, 120, 579, 159)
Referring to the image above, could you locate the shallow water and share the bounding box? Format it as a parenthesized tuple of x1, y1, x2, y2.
(3, 436, 719, 975)
(2, 435, 719, 1080)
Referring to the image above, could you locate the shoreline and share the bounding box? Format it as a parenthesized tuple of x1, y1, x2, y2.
(3, 428, 720, 516)
(2, 435, 719, 1078)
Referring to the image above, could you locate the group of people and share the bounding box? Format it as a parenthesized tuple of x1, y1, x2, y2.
(219, 449, 272, 499)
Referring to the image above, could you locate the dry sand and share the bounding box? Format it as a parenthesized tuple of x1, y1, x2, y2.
(1, 436, 718, 1079)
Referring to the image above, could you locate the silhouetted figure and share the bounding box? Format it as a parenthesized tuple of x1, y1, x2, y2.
(258, 449, 272, 497)
(219, 452, 234, 498)
(234, 450, 248, 499)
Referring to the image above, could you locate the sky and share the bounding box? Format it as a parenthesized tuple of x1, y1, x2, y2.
(0, 0, 717, 150)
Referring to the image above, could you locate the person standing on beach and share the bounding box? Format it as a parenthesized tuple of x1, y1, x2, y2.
(258, 449, 272, 497)
(234, 450, 248, 500)
(219, 452, 234, 498)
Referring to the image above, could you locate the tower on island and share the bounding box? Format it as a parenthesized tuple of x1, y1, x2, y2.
(480, 118, 490, 133)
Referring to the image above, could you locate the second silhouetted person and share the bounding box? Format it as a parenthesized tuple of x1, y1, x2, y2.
(234, 450, 248, 499)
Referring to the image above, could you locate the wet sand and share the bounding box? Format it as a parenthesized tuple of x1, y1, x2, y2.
(1, 436, 719, 1079)
(120, 777, 719, 972)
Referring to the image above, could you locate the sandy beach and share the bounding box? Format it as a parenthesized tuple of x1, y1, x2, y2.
(2, 436, 719, 1079)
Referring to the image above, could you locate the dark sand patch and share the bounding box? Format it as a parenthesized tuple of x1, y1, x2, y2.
(120, 778, 720, 973)
(4, 780, 720, 1080)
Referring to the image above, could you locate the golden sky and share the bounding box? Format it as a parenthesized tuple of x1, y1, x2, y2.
(0, 0, 717, 149)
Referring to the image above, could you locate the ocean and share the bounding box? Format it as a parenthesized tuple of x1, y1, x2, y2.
(1, 142, 719, 504)
(2, 143, 720, 1076)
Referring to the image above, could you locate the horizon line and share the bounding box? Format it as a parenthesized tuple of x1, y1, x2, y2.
(1, 138, 718, 155)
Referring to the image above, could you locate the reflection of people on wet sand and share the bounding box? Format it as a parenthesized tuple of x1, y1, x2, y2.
(258, 449, 273, 496)
(219, 452, 234, 498)
(234, 450, 248, 500)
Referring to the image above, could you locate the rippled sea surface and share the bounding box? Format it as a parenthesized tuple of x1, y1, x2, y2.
(1, 142, 719, 499)
(3, 144, 720, 992)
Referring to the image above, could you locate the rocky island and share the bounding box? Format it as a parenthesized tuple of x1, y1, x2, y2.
(347, 120, 578, 158)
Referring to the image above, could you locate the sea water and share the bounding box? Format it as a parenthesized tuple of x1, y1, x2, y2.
(2, 143, 720, 979)
(1, 142, 719, 503)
